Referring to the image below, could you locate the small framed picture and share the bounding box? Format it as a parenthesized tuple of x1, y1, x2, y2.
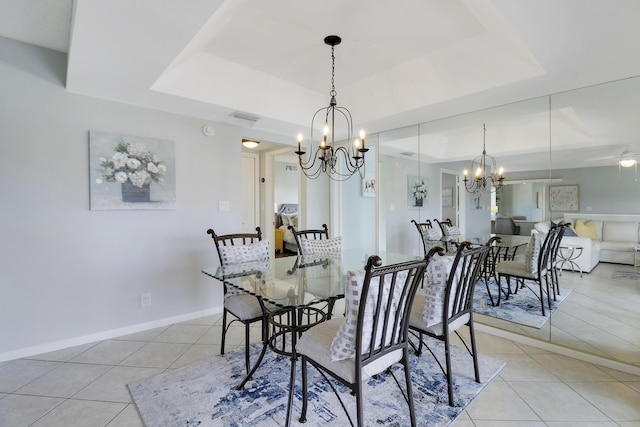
(442, 188, 453, 207)
(550, 185, 579, 211)
(407, 175, 427, 207)
(362, 173, 375, 197)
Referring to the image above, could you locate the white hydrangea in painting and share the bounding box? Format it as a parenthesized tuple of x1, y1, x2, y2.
(98, 141, 167, 188)
(89, 131, 175, 210)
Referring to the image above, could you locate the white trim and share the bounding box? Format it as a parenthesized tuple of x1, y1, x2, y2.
(441, 168, 462, 231)
(476, 323, 640, 376)
(0, 307, 222, 363)
(502, 178, 562, 185)
(241, 152, 260, 232)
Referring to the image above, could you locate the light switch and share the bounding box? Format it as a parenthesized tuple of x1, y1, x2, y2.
(219, 201, 230, 211)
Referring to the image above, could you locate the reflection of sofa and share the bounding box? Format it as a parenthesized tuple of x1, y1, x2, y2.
(565, 214, 640, 272)
(534, 214, 640, 273)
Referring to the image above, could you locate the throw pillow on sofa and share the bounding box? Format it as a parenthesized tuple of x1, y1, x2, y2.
(563, 226, 578, 236)
(534, 222, 551, 234)
(574, 220, 600, 240)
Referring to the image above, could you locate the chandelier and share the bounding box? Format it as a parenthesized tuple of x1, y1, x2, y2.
(295, 35, 367, 181)
(463, 124, 505, 194)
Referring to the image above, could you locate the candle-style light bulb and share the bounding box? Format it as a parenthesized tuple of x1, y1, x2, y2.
(498, 167, 504, 177)
(359, 129, 365, 150)
(297, 133, 303, 152)
(463, 170, 468, 179)
(475, 167, 482, 178)
(321, 125, 329, 148)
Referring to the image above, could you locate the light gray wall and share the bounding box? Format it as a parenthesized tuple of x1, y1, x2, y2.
(552, 166, 640, 214)
(380, 155, 441, 256)
(273, 161, 298, 207)
(341, 142, 377, 251)
(505, 166, 640, 218)
(0, 38, 288, 359)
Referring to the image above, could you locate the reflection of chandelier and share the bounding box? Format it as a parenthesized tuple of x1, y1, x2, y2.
(463, 124, 505, 194)
(619, 149, 637, 168)
(295, 35, 368, 181)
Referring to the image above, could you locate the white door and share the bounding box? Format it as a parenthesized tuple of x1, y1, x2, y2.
(241, 154, 259, 233)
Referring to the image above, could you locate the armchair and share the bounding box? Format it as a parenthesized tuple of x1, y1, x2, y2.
(494, 217, 521, 235)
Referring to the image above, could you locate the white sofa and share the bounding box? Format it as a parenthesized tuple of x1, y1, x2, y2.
(561, 214, 640, 272)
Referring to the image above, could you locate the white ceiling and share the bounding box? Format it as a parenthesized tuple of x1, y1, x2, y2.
(3, 0, 640, 171)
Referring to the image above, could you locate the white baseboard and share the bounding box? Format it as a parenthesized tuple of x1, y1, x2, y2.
(0, 307, 223, 363)
(476, 323, 640, 376)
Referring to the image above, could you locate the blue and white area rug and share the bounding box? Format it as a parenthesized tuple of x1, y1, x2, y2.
(128, 337, 505, 426)
(474, 279, 572, 328)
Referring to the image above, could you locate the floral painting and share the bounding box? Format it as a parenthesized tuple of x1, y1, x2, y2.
(89, 131, 176, 210)
(407, 175, 428, 207)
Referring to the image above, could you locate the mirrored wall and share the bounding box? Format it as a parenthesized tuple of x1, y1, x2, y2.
(375, 76, 640, 368)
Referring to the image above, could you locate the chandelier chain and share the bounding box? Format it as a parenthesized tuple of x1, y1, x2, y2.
(330, 44, 336, 98)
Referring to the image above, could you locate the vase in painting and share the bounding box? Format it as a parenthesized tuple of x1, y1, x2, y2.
(121, 182, 150, 203)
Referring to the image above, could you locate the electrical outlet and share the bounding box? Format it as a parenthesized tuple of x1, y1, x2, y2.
(141, 293, 151, 308)
(219, 200, 230, 211)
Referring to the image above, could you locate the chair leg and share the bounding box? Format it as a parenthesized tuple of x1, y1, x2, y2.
(554, 265, 561, 296)
(469, 322, 480, 384)
(538, 279, 546, 317)
(402, 352, 417, 427)
(299, 357, 308, 423)
(496, 275, 503, 305)
(505, 276, 512, 299)
(355, 379, 364, 427)
(221, 309, 228, 355)
(415, 331, 424, 355)
(244, 322, 251, 374)
(483, 277, 495, 306)
(444, 332, 455, 406)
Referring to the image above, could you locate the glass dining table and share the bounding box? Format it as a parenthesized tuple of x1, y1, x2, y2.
(441, 234, 531, 305)
(202, 249, 423, 425)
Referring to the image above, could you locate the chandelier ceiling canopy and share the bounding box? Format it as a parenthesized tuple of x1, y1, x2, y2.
(295, 35, 367, 181)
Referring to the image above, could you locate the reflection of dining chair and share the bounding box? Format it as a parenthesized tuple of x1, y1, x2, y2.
(481, 235, 502, 306)
(294, 251, 438, 427)
(547, 223, 569, 298)
(494, 217, 521, 235)
(409, 242, 490, 407)
(495, 225, 560, 316)
(411, 219, 440, 255)
(434, 218, 459, 253)
(206, 227, 269, 375)
(288, 224, 329, 254)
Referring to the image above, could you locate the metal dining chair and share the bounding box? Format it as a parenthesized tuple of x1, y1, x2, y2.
(409, 241, 490, 406)
(293, 251, 439, 427)
(287, 224, 329, 254)
(495, 225, 560, 316)
(206, 227, 270, 375)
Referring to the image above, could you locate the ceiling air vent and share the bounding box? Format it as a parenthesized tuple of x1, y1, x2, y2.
(230, 111, 260, 124)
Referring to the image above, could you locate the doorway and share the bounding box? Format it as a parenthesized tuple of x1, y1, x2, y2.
(441, 169, 460, 226)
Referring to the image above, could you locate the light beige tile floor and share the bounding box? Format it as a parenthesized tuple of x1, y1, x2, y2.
(1, 313, 639, 426)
